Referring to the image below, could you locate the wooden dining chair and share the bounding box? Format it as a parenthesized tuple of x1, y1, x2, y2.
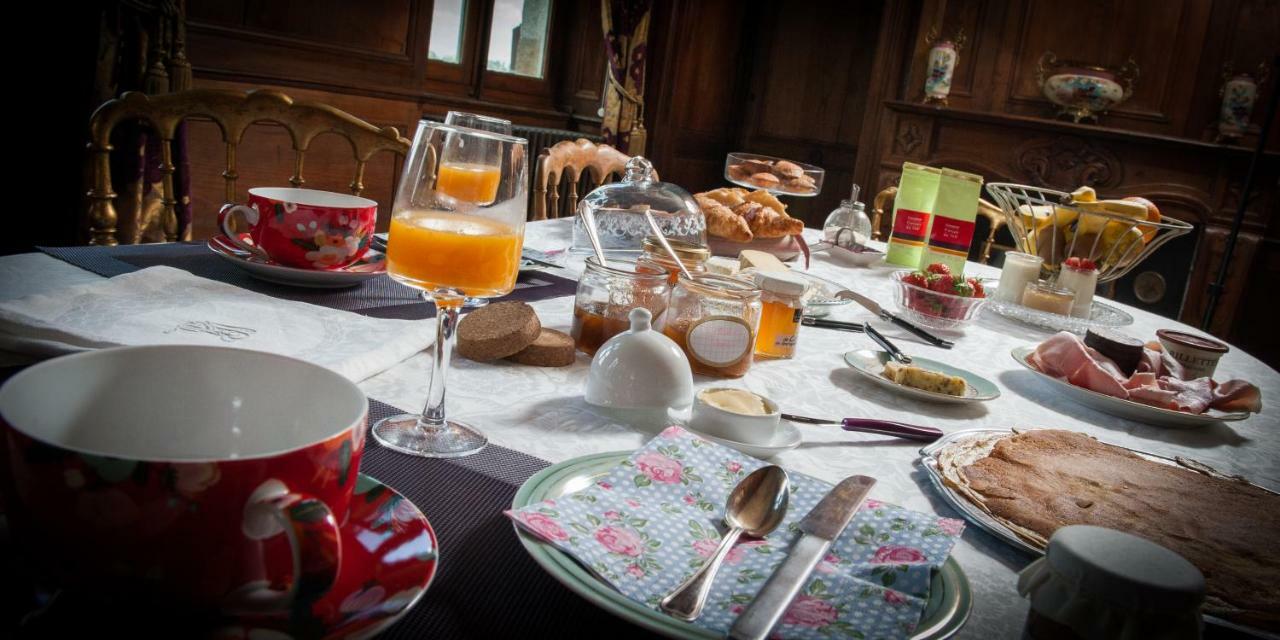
(870, 185, 1009, 264)
(86, 89, 411, 246)
(531, 138, 655, 220)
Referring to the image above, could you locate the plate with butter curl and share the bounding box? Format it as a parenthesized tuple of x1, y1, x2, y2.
(843, 349, 1001, 404)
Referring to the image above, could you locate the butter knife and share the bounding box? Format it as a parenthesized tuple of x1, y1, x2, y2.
(728, 475, 877, 640)
(837, 290, 954, 348)
(864, 324, 911, 364)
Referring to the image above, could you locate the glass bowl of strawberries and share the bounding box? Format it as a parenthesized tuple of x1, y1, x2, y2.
(892, 263, 992, 330)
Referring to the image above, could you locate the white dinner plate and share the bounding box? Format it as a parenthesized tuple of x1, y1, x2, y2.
(843, 350, 1001, 404)
(207, 235, 385, 288)
(1010, 346, 1251, 428)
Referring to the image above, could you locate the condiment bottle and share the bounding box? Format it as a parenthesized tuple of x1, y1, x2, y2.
(571, 257, 671, 356)
(1018, 525, 1205, 640)
(637, 236, 710, 286)
(822, 183, 873, 248)
(752, 271, 807, 359)
(661, 273, 762, 378)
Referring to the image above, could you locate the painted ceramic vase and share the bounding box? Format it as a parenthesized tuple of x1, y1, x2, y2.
(1037, 52, 1138, 123)
(0, 345, 368, 615)
(925, 41, 958, 104)
(1218, 74, 1259, 139)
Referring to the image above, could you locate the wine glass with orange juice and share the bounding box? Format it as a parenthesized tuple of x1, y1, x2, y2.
(444, 111, 514, 309)
(375, 120, 528, 458)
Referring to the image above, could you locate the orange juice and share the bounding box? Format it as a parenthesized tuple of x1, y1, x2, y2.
(387, 211, 523, 297)
(437, 162, 501, 204)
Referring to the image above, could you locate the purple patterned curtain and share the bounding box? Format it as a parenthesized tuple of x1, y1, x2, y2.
(600, 0, 651, 154)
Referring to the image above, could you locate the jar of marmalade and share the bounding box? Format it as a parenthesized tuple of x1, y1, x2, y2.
(661, 273, 762, 378)
(752, 270, 807, 359)
(636, 236, 710, 286)
(571, 257, 671, 356)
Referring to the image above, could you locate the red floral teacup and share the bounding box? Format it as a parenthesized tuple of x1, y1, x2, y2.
(0, 345, 368, 614)
(218, 187, 378, 270)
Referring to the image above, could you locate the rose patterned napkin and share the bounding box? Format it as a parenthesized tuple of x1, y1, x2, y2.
(507, 426, 965, 639)
(0, 266, 433, 381)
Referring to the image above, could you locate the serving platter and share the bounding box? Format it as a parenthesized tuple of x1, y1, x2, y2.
(844, 350, 1001, 404)
(918, 429, 1279, 639)
(984, 297, 1134, 334)
(1010, 346, 1251, 427)
(512, 452, 972, 640)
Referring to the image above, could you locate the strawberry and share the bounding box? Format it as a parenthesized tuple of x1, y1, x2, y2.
(952, 281, 974, 297)
(968, 278, 986, 298)
(928, 274, 954, 293)
(902, 271, 928, 288)
(925, 263, 951, 276)
(1063, 257, 1097, 272)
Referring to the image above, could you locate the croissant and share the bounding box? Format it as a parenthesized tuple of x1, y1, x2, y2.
(734, 200, 802, 238)
(696, 194, 752, 242)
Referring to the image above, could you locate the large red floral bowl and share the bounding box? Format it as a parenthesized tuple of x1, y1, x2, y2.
(0, 345, 368, 615)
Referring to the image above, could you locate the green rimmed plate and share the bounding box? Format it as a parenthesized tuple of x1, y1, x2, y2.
(844, 350, 1001, 404)
(511, 452, 971, 639)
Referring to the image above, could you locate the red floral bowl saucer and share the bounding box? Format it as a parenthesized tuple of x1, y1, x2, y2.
(208, 234, 386, 289)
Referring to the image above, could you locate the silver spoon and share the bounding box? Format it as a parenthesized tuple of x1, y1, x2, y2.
(659, 465, 790, 621)
(643, 210, 694, 281)
(579, 205, 610, 269)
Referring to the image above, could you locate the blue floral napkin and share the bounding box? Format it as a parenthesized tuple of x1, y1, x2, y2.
(506, 426, 965, 639)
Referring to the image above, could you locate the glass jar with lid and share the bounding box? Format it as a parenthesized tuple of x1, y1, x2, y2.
(660, 274, 762, 378)
(636, 236, 710, 286)
(572, 157, 706, 255)
(571, 257, 672, 356)
(752, 270, 808, 360)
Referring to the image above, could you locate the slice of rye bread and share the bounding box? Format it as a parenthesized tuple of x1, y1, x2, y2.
(456, 301, 540, 361)
(506, 328, 575, 367)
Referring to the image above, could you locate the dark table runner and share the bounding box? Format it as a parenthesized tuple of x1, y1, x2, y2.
(37, 243, 578, 320)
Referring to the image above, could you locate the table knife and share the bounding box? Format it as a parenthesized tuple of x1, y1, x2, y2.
(728, 475, 876, 640)
(800, 317, 864, 333)
(781, 413, 943, 442)
(836, 290, 955, 349)
(864, 323, 911, 364)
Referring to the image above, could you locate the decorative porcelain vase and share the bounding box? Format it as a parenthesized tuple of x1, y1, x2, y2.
(1216, 65, 1269, 142)
(1036, 52, 1139, 123)
(925, 41, 958, 104)
(922, 27, 966, 106)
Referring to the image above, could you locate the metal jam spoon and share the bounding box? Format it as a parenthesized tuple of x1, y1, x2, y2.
(643, 210, 694, 281)
(659, 465, 790, 621)
(579, 205, 610, 269)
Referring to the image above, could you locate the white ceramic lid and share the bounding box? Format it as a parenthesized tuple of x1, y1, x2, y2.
(584, 308, 694, 411)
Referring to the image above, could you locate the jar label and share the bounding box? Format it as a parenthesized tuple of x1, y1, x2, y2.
(686, 316, 752, 367)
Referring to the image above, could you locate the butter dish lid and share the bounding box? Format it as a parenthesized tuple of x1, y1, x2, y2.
(584, 308, 694, 410)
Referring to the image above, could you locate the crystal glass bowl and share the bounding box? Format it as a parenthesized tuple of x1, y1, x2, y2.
(891, 270, 991, 331)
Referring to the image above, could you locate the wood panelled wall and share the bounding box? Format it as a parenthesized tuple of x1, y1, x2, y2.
(179, 0, 605, 239)
(846, 0, 1278, 363)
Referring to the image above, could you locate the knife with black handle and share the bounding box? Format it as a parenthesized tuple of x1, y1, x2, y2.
(836, 290, 954, 349)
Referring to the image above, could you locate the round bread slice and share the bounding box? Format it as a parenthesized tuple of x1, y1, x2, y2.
(506, 328, 575, 367)
(456, 301, 540, 362)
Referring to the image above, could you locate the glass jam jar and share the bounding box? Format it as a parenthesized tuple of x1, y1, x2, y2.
(571, 257, 671, 356)
(660, 273, 762, 378)
(752, 271, 808, 359)
(636, 236, 710, 286)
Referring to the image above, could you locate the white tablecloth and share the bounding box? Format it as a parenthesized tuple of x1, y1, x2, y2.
(4, 219, 1278, 639)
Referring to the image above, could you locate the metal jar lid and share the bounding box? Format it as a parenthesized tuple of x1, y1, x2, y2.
(642, 236, 710, 263)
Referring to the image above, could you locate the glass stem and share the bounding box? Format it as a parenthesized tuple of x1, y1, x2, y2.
(418, 290, 464, 431)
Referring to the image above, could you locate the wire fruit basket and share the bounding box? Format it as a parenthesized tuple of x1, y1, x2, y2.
(985, 183, 1193, 284)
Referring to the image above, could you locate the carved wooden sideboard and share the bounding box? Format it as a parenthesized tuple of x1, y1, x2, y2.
(867, 100, 1278, 344)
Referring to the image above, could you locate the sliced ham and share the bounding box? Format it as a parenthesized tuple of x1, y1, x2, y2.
(1029, 331, 1262, 415)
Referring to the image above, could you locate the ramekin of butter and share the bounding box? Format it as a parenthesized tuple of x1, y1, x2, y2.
(689, 387, 781, 445)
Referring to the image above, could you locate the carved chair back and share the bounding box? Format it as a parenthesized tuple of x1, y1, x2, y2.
(532, 139, 655, 220)
(86, 89, 410, 245)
